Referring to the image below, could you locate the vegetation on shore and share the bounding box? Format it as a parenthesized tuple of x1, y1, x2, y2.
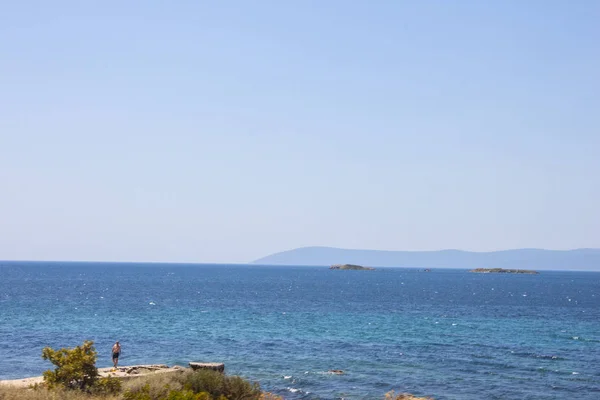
(0, 384, 432, 400)
(0, 369, 274, 400)
(470, 268, 539, 274)
(0, 341, 433, 400)
(330, 264, 375, 270)
(40, 340, 119, 394)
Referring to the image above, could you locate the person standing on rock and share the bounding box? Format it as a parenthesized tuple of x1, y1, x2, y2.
(112, 341, 121, 368)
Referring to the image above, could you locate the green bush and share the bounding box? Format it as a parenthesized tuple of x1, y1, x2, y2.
(123, 382, 182, 400)
(91, 376, 122, 395)
(41, 340, 99, 391)
(182, 370, 225, 397)
(121, 373, 186, 400)
(223, 376, 261, 400)
(180, 370, 260, 400)
(40, 340, 120, 394)
(123, 383, 152, 400)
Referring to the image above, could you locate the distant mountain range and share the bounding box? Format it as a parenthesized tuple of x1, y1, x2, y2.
(253, 247, 600, 271)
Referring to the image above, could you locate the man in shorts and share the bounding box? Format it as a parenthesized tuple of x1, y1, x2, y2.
(112, 341, 121, 368)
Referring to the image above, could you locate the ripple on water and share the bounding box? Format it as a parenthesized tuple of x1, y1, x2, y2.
(1, 263, 599, 400)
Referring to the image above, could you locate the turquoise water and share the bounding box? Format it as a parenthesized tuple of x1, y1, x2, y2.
(1, 262, 599, 399)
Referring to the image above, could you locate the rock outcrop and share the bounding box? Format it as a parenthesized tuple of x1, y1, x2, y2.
(330, 264, 375, 271)
(470, 268, 539, 274)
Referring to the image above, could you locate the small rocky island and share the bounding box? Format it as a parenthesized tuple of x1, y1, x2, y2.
(330, 264, 375, 271)
(470, 268, 539, 274)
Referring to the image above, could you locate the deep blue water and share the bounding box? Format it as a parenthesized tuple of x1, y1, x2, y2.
(1, 262, 599, 399)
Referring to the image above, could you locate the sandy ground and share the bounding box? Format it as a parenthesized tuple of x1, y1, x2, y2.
(0, 365, 186, 389)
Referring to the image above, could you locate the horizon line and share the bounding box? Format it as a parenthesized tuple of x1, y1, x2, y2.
(2, 259, 599, 273)
(271, 246, 600, 254)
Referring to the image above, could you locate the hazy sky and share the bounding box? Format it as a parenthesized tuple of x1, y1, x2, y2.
(1, 1, 598, 263)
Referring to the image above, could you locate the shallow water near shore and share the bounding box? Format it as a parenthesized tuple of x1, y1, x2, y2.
(1, 262, 599, 399)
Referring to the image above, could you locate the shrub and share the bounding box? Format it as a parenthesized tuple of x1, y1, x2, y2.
(123, 383, 152, 400)
(41, 340, 99, 391)
(182, 370, 225, 397)
(223, 376, 260, 400)
(181, 370, 261, 400)
(91, 376, 122, 395)
(123, 382, 173, 400)
(121, 372, 187, 400)
(40, 340, 120, 395)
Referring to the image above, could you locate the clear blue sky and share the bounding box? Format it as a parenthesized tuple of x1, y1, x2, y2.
(1, 1, 598, 263)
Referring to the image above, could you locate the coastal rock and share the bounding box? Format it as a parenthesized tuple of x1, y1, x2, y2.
(330, 264, 375, 271)
(0, 365, 186, 388)
(385, 392, 434, 400)
(328, 369, 344, 374)
(189, 362, 225, 373)
(470, 268, 539, 274)
(122, 364, 169, 375)
(101, 365, 185, 381)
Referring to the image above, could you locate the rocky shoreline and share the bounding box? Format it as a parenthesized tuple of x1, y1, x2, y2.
(0, 364, 188, 389)
(0, 363, 433, 399)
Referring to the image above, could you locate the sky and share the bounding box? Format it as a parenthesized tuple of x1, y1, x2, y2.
(1, 1, 599, 263)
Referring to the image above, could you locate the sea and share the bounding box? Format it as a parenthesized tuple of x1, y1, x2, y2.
(0, 262, 599, 400)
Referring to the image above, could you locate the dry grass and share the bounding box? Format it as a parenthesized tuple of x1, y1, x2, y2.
(0, 385, 120, 400)
(0, 374, 181, 400)
(120, 372, 185, 400)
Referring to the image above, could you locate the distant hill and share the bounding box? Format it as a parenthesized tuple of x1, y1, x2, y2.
(253, 247, 600, 271)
